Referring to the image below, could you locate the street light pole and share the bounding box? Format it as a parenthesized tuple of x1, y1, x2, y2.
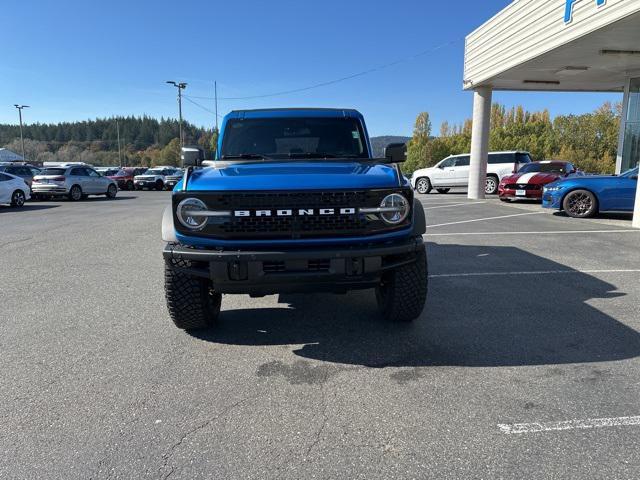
(166, 81, 188, 148)
(116, 119, 123, 167)
(14, 105, 30, 161)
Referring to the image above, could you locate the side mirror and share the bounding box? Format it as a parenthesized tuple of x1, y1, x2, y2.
(384, 143, 407, 163)
(181, 146, 204, 167)
(631, 175, 638, 181)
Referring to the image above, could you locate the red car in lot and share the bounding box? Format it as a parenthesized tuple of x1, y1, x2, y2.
(499, 161, 582, 202)
(108, 167, 147, 191)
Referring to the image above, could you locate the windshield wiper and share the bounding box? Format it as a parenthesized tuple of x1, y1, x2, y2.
(221, 153, 272, 160)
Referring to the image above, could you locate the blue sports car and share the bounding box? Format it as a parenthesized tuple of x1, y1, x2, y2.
(542, 166, 638, 218)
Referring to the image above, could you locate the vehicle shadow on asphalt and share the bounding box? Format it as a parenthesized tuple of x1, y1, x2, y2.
(0, 204, 59, 213)
(191, 243, 640, 368)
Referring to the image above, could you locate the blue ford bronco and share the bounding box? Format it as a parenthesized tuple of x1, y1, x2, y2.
(162, 108, 427, 330)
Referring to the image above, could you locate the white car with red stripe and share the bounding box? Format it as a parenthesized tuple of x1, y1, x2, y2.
(499, 161, 583, 201)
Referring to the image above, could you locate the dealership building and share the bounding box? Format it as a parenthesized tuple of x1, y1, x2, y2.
(463, 0, 640, 227)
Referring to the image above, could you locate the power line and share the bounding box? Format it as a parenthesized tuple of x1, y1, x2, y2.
(183, 96, 224, 118)
(185, 39, 462, 101)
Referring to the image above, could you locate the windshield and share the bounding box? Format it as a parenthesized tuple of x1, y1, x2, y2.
(145, 169, 164, 175)
(621, 167, 639, 177)
(40, 168, 66, 176)
(518, 163, 568, 174)
(220, 117, 368, 159)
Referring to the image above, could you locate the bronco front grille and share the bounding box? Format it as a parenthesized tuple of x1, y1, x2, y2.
(173, 189, 412, 240)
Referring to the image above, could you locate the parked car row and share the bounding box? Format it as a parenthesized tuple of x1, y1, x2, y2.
(410, 151, 638, 219)
(133, 167, 182, 191)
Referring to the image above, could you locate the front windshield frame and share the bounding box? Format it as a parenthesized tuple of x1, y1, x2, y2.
(220, 116, 369, 160)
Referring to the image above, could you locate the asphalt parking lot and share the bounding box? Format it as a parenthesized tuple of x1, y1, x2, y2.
(1, 192, 639, 479)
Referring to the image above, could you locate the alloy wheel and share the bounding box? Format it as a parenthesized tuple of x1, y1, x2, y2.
(70, 186, 82, 201)
(416, 179, 430, 194)
(567, 192, 593, 217)
(12, 191, 25, 207)
(485, 177, 497, 194)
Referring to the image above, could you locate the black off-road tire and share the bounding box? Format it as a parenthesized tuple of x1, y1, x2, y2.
(126, 180, 134, 191)
(376, 245, 428, 323)
(165, 257, 221, 330)
(155, 180, 164, 191)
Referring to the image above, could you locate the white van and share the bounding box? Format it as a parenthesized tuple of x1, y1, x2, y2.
(411, 151, 533, 195)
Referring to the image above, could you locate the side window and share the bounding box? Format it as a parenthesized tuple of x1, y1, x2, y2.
(515, 153, 532, 164)
(70, 168, 83, 176)
(488, 153, 514, 165)
(439, 158, 456, 168)
(87, 169, 100, 177)
(19, 167, 32, 176)
(454, 156, 470, 167)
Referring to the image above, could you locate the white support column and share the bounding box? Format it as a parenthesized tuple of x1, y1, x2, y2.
(468, 86, 492, 200)
(615, 79, 630, 174)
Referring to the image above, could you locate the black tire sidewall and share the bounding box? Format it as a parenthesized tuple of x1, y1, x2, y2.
(416, 178, 432, 195)
(11, 190, 25, 207)
(69, 185, 82, 201)
(376, 245, 428, 323)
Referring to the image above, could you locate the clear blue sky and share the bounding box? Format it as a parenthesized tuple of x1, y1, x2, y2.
(1, 0, 619, 137)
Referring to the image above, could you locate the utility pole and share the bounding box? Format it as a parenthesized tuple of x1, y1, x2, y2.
(116, 119, 122, 166)
(13, 105, 29, 161)
(214, 81, 219, 132)
(166, 81, 187, 147)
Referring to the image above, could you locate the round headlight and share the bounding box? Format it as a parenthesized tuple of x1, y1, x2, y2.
(379, 194, 410, 225)
(176, 198, 209, 230)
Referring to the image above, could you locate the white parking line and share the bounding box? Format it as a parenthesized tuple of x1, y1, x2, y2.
(498, 416, 640, 435)
(423, 202, 486, 210)
(429, 269, 640, 278)
(426, 212, 544, 228)
(426, 229, 639, 237)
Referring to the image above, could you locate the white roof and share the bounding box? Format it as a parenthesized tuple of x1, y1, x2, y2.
(0, 149, 24, 162)
(464, 0, 640, 92)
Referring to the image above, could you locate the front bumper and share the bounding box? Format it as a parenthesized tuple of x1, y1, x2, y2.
(542, 190, 564, 209)
(135, 180, 158, 188)
(163, 236, 424, 295)
(498, 188, 543, 200)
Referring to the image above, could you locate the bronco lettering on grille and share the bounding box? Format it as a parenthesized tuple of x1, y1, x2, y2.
(233, 208, 357, 217)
